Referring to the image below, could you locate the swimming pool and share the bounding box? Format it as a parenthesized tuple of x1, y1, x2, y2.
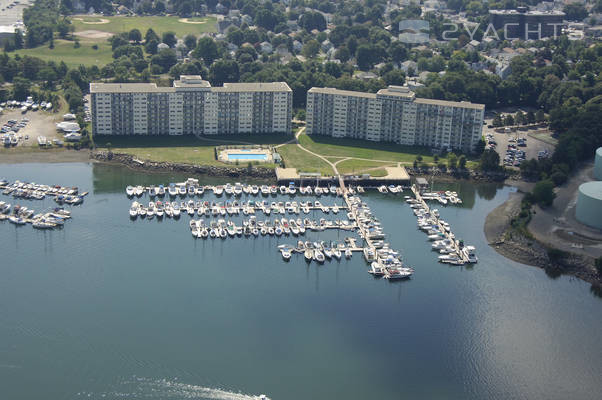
(227, 153, 268, 161)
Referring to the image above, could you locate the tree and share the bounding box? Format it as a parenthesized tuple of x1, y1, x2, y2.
(209, 59, 239, 85)
(184, 34, 197, 51)
(128, 29, 142, 43)
(150, 49, 177, 73)
(302, 40, 320, 58)
(145, 39, 158, 55)
(193, 37, 219, 65)
(382, 70, 405, 86)
(535, 109, 545, 122)
(479, 149, 500, 171)
(504, 114, 514, 126)
(515, 110, 525, 125)
(162, 31, 177, 48)
(145, 28, 160, 43)
(448, 153, 458, 170)
(458, 155, 467, 169)
(532, 180, 556, 207)
(563, 4, 588, 21)
(334, 46, 350, 62)
(12, 77, 31, 100)
(492, 114, 503, 127)
(527, 111, 536, 124)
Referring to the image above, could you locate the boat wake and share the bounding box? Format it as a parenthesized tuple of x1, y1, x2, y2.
(77, 377, 267, 400)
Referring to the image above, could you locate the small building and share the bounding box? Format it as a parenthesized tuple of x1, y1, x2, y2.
(415, 177, 429, 191)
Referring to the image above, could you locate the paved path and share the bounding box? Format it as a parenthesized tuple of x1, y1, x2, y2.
(294, 128, 338, 176)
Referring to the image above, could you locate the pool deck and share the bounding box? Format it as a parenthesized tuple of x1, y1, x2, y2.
(218, 148, 273, 163)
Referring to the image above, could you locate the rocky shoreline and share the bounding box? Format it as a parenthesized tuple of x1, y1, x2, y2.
(92, 151, 276, 179)
(484, 190, 601, 286)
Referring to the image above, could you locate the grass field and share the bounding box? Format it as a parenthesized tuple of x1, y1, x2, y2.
(277, 144, 335, 176)
(299, 134, 439, 164)
(13, 39, 114, 67)
(94, 134, 291, 167)
(335, 158, 395, 175)
(71, 15, 217, 36)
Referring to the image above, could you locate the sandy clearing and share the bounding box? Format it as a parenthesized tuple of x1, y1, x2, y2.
(74, 30, 114, 40)
(73, 17, 110, 24)
(178, 18, 208, 24)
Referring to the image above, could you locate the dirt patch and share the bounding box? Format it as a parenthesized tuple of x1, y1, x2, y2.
(178, 18, 208, 24)
(73, 17, 110, 24)
(74, 30, 114, 40)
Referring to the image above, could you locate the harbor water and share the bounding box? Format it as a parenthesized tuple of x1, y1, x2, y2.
(1, 162, 601, 400)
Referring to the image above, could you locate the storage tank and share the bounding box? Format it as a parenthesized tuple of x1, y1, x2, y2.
(575, 181, 602, 230)
(595, 147, 602, 180)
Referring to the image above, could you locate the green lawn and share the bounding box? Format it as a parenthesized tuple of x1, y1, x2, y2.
(277, 144, 335, 176)
(299, 134, 440, 163)
(13, 39, 114, 68)
(71, 15, 217, 36)
(335, 158, 395, 175)
(94, 134, 290, 167)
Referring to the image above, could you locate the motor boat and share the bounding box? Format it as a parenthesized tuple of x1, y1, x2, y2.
(313, 249, 325, 263)
(369, 262, 386, 276)
(126, 186, 135, 197)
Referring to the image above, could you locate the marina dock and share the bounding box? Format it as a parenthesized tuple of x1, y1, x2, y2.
(121, 176, 476, 279)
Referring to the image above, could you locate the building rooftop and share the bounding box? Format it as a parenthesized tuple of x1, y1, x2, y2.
(91, 81, 291, 94)
(216, 82, 292, 92)
(489, 9, 565, 16)
(173, 75, 211, 88)
(309, 86, 484, 109)
(308, 87, 377, 99)
(90, 82, 172, 93)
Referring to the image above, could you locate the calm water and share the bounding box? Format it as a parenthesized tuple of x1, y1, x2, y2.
(1, 163, 601, 400)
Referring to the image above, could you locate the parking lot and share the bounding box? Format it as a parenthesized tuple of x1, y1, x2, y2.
(0, 0, 30, 27)
(0, 108, 62, 149)
(484, 127, 556, 168)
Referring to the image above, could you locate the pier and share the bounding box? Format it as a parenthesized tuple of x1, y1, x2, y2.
(122, 176, 475, 278)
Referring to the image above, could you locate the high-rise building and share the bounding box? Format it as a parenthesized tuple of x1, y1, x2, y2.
(306, 86, 485, 153)
(90, 76, 292, 136)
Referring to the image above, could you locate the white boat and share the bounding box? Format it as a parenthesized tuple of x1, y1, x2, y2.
(129, 202, 139, 218)
(281, 249, 291, 261)
(384, 266, 413, 280)
(9, 216, 26, 225)
(304, 248, 313, 261)
(462, 245, 478, 263)
(168, 184, 178, 196)
(126, 186, 135, 197)
(345, 248, 353, 258)
(369, 262, 386, 276)
(332, 248, 342, 260)
(313, 249, 325, 263)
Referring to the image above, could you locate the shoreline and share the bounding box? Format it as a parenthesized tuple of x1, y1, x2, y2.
(484, 188, 602, 286)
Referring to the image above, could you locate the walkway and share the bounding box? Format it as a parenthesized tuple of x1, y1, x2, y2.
(294, 128, 346, 189)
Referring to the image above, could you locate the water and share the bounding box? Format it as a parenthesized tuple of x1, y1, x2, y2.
(1, 162, 601, 400)
(227, 153, 268, 161)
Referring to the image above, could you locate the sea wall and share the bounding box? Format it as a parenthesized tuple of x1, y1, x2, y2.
(92, 151, 277, 179)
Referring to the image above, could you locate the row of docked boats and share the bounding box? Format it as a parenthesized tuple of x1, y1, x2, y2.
(129, 199, 347, 219)
(346, 195, 414, 279)
(0, 201, 71, 229)
(377, 185, 405, 194)
(408, 188, 477, 265)
(126, 179, 360, 199)
(278, 240, 355, 263)
(0, 179, 85, 200)
(189, 217, 356, 239)
(420, 191, 463, 205)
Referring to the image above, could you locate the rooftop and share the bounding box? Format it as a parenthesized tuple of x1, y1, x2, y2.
(309, 86, 484, 109)
(91, 81, 291, 94)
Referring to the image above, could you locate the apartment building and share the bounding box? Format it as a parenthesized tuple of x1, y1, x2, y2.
(91, 75, 292, 136)
(306, 86, 485, 153)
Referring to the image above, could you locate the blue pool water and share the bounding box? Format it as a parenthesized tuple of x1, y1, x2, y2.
(228, 153, 268, 160)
